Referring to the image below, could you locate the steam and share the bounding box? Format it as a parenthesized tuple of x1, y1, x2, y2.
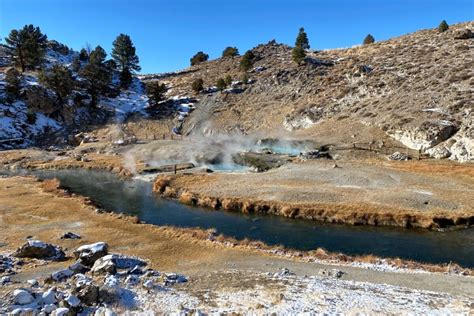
(123, 152, 137, 175)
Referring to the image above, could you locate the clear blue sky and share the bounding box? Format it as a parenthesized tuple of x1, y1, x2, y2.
(1, 0, 472, 73)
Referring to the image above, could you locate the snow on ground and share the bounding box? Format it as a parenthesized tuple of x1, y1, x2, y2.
(100, 77, 149, 122)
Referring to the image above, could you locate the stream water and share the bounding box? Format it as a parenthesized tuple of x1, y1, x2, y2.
(4, 169, 473, 267)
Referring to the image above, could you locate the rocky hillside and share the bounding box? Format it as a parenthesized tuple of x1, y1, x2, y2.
(142, 22, 473, 162)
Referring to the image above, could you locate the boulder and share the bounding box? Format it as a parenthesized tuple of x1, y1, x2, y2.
(75, 283, 99, 306)
(387, 151, 409, 161)
(13, 289, 34, 305)
(91, 256, 116, 275)
(52, 307, 70, 316)
(65, 294, 81, 307)
(99, 276, 121, 303)
(68, 261, 90, 274)
(73, 242, 108, 266)
(94, 307, 117, 316)
(42, 288, 57, 304)
(43, 304, 57, 314)
(13, 240, 65, 261)
(454, 29, 473, 39)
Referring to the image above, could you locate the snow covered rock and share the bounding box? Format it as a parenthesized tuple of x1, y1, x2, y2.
(42, 304, 57, 314)
(52, 307, 70, 316)
(73, 242, 108, 266)
(91, 256, 116, 275)
(51, 268, 74, 282)
(13, 289, 34, 305)
(65, 294, 81, 307)
(13, 240, 65, 261)
(94, 307, 117, 316)
(42, 288, 57, 305)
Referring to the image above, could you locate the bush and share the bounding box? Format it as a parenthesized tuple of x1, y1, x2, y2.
(222, 46, 239, 58)
(438, 20, 449, 33)
(191, 78, 204, 93)
(39, 64, 75, 103)
(5, 67, 22, 102)
(240, 50, 255, 71)
(363, 34, 375, 45)
(225, 75, 232, 85)
(241, 72, 249, 84)
(145, 81, 167, 105)
(216, 78, 227, 91)
(190, 51, 209, 66)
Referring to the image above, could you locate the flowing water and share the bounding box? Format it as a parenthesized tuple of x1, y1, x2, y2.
(4, 169, 473, 267)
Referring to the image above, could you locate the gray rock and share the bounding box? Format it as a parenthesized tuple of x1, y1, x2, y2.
(42, 288, 57, 304)
(42, 304, 57, 314)
(94, 307, 117, 316)
(0, 276, 11, 285)
(60, 232, 81, 240)
(73, 242, 108, 266)
(13, 289, 34, 305)
(11, 307, 35, 315)
(51, 268, 74, 282)
(99, 275, 120, 303)
(75, 283, 99, 306)
(91, 256, 116, 275)
(68, 261, 90, 274)
(52, 307, 70, 316)
(13, 240, 65, 261)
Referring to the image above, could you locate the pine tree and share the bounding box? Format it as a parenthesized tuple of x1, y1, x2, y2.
(292, 46, 306, 65)
(39, 64, 74, 104)
(295, 27, 310, 49)
(80, 46, 112, 106)
(222, 46, 239, 58)
(240, 50, 255, 71)
(438, 20, 449, 33)
(145, 81, 167, 106)
(191, 78, 204, 93)
(363, 34, 375, 45)
(225, 75, 232, 86)
(79, 48, 89, 61)
(216, 78, 227, 91)
(111, 34, 141, 88)
(190, 51, 209, 66)
(5, 25, 47, 72)
(5, 68, 22, 102)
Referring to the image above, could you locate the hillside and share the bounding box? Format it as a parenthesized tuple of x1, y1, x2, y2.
(140, 21, 473, 162)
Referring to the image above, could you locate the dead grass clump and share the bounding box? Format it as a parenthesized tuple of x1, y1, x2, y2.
(39, 178, 61, 193)
(179, 191, 197, 205)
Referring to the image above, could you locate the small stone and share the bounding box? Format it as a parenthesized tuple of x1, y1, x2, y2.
(13, 289, 34, 305)
(143, 279, 154, 289)
(27, 279, 38, 287)
(65, 294, 81, 307)
(125, 275, 140, 286)
(51, 268, 74, 282)
(60, 232, 81, 240)
(52, 307, 70, 316)
(0, 276, 11, 285)
(11, 308, 34, 315)
(43, 304, 57, 313)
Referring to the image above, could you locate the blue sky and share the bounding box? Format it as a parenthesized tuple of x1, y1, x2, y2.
(1, 0, 472, 73)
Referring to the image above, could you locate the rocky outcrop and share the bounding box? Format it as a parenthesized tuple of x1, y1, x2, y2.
(388, 120, 457, 151)
(73, 242, 108, 266)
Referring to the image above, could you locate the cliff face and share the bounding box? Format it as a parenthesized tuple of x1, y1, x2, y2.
(143, 22, 473, 162)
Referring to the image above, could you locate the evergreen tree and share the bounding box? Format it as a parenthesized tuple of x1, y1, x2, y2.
(5, 25, 47, 72)
(191, 78, 204, 93)
(5, 68, 22, 102)
(79, 48, 89, 61)
(71, 56, 81, 72)
(222, 46, 239, 58)
(438, 20, 449, 33)
(363, 34, 375, 45)
(79, 45, 112, 106)
(145, 81, 167, 106)
(295, 27, 310, 49)
(241, 72, 249, 84)
(292, 46, 306, 65)
(111, 34, 141, 88)
(190, 51, 209, 66)
(216, 78, 227, 91)
(39, 64, 74, 104)
(240, 50, 255, 71)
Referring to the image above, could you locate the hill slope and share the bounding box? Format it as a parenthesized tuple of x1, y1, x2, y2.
(142, 22, 473, 162)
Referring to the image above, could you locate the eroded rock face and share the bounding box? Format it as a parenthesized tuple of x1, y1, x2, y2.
(388, 120, 457, 151)
(13, 240, 65, 261)
(448, 116, 473, 163)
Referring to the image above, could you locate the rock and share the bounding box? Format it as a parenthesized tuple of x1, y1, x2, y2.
(426, 146, 451, 159)
(68, 261, 90, 274)
(73, 242, 108, 266)
(13, 240, 65, 261)
(60, 232, 81, 240)
(273, 268, 295, 278)
(388, 120, 457, 151)
(142, 279, 154, 289)
(127, 265, 143, 275)
(91, 256, 116, 275)
(27, 279, 38, 287)
(65, 294, 81, 307)
(387, 151, 409, 161)
(13, 289, 34, 305)
(125, 275, 140, 285)
(51, 268, 74, 282)
(73, 273, 93, 288)
(11, 308, 35, 315)
(0, 276, 11, 285)
(99, 275, 120, 303)
(43, 304, 57, 314)
(454, 29, 473, 39)
(94, 307, 117, 316)
(42, 288, 57, 304)
(75, 283, 99, 305)
(319, 268, 345, 278)
(52, 307, 70, 316)
(165, 273, 188, 285)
